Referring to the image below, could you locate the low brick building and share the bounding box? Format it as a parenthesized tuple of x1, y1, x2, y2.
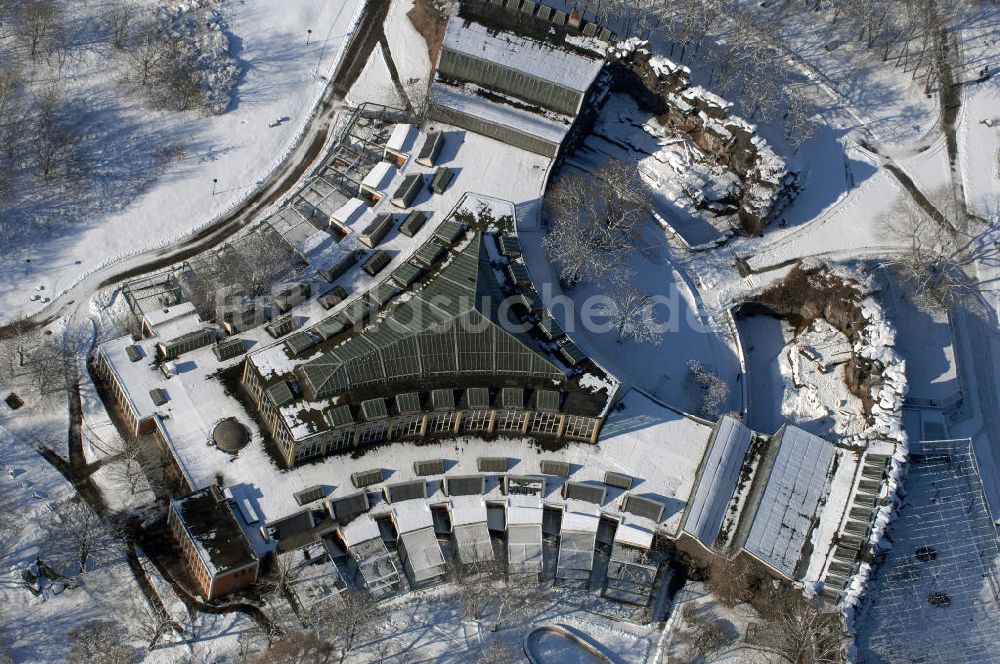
(168, 486, 259, 600)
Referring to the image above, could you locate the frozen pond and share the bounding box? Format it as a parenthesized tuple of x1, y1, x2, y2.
(525, 627, 610, 664)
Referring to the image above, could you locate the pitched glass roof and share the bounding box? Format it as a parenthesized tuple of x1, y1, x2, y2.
(360, 398, 389, 421)
(742, 426, 836, 577)
(465, 387, 490, 409)
(296, 234, 566, 401)
(327, 404, 355, 427)
(391, 262, 424, 288)
(434, 220, 465, 245)
(266, 381, 294, 407)
(535, 389, 561, 412)
(411, 241, 446, 268)
(431, 388, 455, 410)
(502, 387, 524, 409)
(395, 392, 422, 415)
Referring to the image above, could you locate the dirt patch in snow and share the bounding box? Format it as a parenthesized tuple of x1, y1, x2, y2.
(408, 0, 448, 68)
(743, 266, 877, 417)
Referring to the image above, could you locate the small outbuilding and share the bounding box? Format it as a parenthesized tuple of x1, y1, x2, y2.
(390, 174, 423, 209)
(416, 131, 444, 167)
(358, 212, 394, 248)
(393, 501, 447, 588)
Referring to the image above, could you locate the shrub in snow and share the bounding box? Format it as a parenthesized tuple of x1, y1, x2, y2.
(687, 359, 729, 420)
(152, 0, 242, 115)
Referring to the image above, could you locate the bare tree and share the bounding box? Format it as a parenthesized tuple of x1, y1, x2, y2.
(687, 359, 729, 420)
(21, 331, 75, 405)
(0, 482, 18, 567)
(707, 553, 760, 607)
(128, 597, 178, 651)
(601, 283, 662, 344)
(252, 631, 335, 664)
(311, 590, 380, 663)
(454, 556, 504, 622)
(0, 314, 32, 387)
(0, 69, 22, 127)
(67, 620, 137, 664)
(102, 2, 136, 50)
(402, 77, 430, 123)
(543, 159, 649, 287)
(16, 0, 63, 60)
(881, 204, 994, 309)
(121, 22, 170, 88)
(477, 638, 521, 663)
(104, 435, 159, 498)
(764, 589, 844, 664)
(0, 606, 11, 664)
(43, 499, 122, 575)
(493, 575, 547, 632)
(31, 88, 83, 184)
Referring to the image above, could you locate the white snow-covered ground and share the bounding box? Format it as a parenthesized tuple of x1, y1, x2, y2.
(0, 0, 366, 323)
(959, 57, 1000, 222)
(777, 319, 866, 438)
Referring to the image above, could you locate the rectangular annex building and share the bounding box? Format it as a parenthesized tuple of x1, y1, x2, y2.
(340, 516, 400, 596)
(449, 496, 494, 565)
(393, 501, 447, 588)
(555, 501, 600, 584)
(506, 496, 544, 577)
(168, 485, 259, 601)
(428, 16, 605, 158)
(603, 520, 658, 606)
(681, 416, 754, 550)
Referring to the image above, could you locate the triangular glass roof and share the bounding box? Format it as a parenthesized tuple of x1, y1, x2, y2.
(297, 234, 565, 400)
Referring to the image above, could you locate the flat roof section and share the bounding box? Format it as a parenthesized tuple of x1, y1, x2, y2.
(172, 487, 257, 575)
(429, 84, 571, 146)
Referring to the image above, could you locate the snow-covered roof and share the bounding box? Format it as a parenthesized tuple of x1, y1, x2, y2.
(507, 524, 543, 568)
(442, 18, 604, 93)
(331, 197, 369, 225)
(399, 525, 445, 580)
(361, 161, 395, 191)
(385, 123, 417, 153)
(683, 416, 753, 547)
(449, 495, 487, 527)
(430, 84, 571, 145)
(742, 425, 836, 578)
(341, 515, 382, 547)
(393, 500, 434, 534)
(506, 495, 543, 526)
(614, 521, 654, 550)
(560, 500, 600, 533)
(143, 301, 199, 335)
(453, 522, 493, 563)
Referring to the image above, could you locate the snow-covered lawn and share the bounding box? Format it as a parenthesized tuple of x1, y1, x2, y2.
(0, 0, 366, 322)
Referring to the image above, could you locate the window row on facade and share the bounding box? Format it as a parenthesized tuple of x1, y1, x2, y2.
(266, 407, 600, 465)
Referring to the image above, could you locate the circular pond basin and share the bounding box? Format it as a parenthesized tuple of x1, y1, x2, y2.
(524, 626, 611, 664)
